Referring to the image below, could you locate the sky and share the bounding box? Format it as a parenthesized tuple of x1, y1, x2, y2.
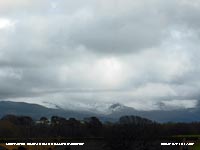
(0, 0, 200, 111)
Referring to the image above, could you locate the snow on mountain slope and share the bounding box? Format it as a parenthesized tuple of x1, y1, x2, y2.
(52, 102, 135, 115)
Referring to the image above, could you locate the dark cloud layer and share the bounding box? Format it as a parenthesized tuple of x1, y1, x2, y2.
(0, 0, 200, 110)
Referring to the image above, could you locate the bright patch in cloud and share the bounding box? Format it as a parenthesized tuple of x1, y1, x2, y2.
(0, 18, 14, 29)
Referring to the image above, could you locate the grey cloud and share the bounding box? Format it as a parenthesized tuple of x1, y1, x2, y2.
(0, 0, 200, 110)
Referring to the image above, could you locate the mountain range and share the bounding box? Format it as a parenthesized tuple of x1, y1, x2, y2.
(0, 101, 92, 120)
(0, 101, 200, 123)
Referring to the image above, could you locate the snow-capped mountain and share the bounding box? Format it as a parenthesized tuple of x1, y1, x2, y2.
(2, 100, 200, 122)
(52, 102, 133, 115)
(109, 103, 125, 112)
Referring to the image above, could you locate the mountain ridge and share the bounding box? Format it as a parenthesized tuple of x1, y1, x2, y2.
(0, 101, 200, 122)
(0, 101, 94, 120)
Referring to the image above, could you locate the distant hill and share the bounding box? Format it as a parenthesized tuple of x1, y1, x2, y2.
(0, 101, 93, 120)
(0, 101, 200, 122)
(107, 103, 200, 122)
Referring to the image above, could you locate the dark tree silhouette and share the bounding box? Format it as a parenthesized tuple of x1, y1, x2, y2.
(39, 117, 49, 124)
(18, 146, 27, 150)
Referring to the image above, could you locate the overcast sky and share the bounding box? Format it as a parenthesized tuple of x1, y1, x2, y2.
(0, 0, 200, 111)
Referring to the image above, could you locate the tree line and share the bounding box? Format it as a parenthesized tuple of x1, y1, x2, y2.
(0, 114, 200, 149)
